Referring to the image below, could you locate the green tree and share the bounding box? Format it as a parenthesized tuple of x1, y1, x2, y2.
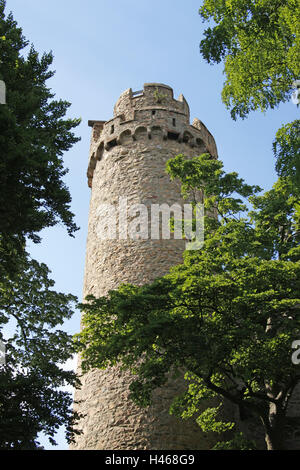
(0, 254, 81, 448)
(199, 0, 299, 119)
(76, 154, 300, 450)
(0, 1, 81, 448)
(273, 120, 300, 194)
(198, 0, 300, 190)
(0, 0, 80, 273)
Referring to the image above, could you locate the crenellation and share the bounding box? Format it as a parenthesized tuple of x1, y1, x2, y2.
(87, 85, 217, 187)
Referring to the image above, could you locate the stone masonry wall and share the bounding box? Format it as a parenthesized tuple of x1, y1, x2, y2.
(71, 84, 221, 450)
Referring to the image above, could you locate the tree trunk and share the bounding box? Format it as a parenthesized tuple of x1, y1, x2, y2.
(265, 428, 284, 450)
(263, 403, 286, 450)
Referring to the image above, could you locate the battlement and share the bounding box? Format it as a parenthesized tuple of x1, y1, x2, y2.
(87, 84, 218, 187)
(113, 83, 190, 120)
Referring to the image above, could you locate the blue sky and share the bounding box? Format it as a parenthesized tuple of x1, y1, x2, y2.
(5, 0, 299, 450)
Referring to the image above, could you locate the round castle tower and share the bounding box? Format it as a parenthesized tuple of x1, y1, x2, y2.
(71, 83, 219, 450)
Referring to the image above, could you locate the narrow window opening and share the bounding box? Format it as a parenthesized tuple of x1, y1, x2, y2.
(152, 110, 156, 116)
(172, 118, 176, 127)
(110, 125, 114, 134)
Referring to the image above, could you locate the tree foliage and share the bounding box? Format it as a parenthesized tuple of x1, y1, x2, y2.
(0, 254, 81, 448)
(199, 0, 300, 119)
(198, 0, 300, 191)
(273, 120, 300, 192)
(0, 0, 80, 261)
(0, 1, 81, 448)
(76, 154, 300, 450)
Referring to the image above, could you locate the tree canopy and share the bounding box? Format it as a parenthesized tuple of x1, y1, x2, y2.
(0, 255, 81, 449)
(0, 0, 80, 271)
(199, 0, 300, 190)
(199, 0, 300, 119)
(0, 1, 81, 448)
(76, 154, 300, 450)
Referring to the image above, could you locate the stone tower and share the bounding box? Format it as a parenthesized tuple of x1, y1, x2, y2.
(71, 83, 219, 450)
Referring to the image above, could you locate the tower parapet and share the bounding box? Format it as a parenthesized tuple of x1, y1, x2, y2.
(87, 83, 217, 187)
